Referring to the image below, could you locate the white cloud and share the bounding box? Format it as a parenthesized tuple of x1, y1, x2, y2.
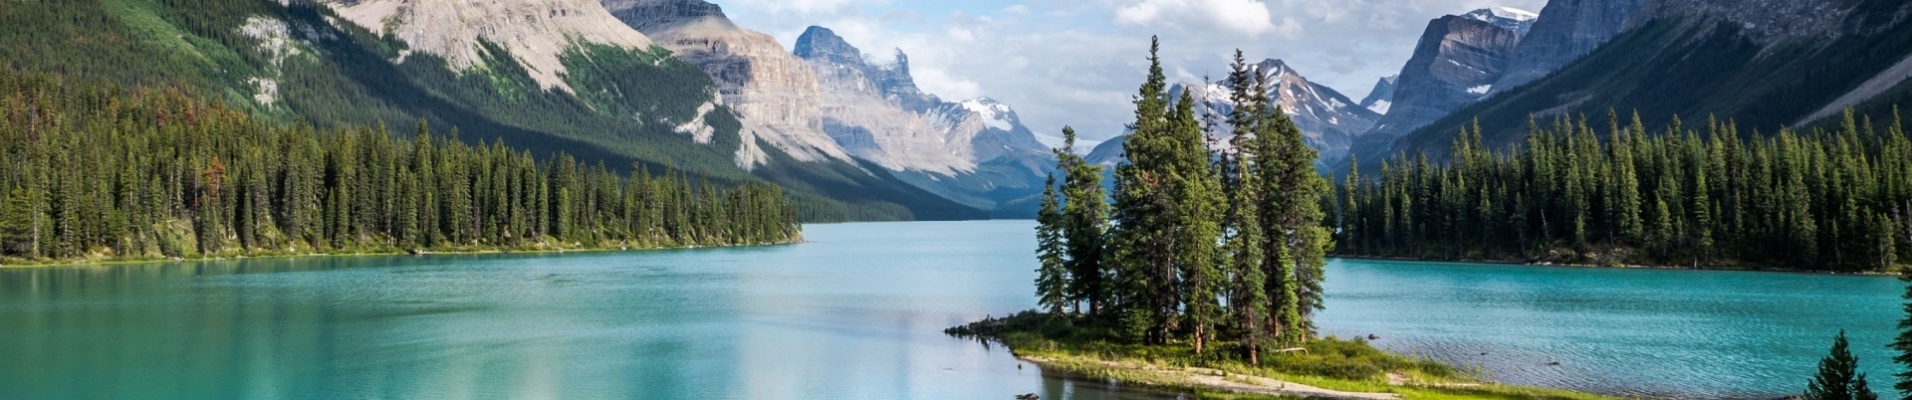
(1114, 0, 1280, 37)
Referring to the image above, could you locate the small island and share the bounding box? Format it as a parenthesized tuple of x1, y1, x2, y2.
(948, 312, 1608, 400)
(951, 43, 1614, 400)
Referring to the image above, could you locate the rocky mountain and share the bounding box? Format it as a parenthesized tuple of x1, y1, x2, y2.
(1371, 0, 1912, 168)
(1491, 0, 1647, 93)
(600, 0, 853, 169)
(1090, 59, 1379, 169)
(1363, 9, 1531, 141)
(0, 0, 989, 222)
(793, 26, 1053, 217)
(322, 0, 655, 93)
(1359, 75, 1398, 115)
(1464, 7, 1540, 35)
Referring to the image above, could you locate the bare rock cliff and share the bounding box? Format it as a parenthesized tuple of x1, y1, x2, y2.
(1493, 0, 1644, 92)
(319, 0, 654, 92)
(794, 26, 1048, 176)
(601, 0, 854, 169)
(1367, 14, 1524, 140)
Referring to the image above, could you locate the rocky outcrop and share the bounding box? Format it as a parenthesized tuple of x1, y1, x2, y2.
(795, 26, 1052, 212)
(601, 0, 853, 169)
(1365, 13, 1526, 140)
(796, 27, 949, 121)
(1493, 0, 1646, 93)
(319, 0, 654, 93)
(1359, 75, 1398, 115)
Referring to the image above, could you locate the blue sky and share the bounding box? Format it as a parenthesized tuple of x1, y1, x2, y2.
(720, 0, 1548, 143)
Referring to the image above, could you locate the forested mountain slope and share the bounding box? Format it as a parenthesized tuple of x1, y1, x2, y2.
(0, 0, 983, 222)
(0, 68, 803, 263)
(1374, 0, 1912, 166)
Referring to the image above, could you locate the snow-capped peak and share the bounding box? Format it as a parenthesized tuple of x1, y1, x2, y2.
(1462, 7, 1538, 35)
(1486, 6, 1537, 21)
(961, 97, 1015, 131)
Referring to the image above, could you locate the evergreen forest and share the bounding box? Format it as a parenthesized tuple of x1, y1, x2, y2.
(0, 68, 801, 264)
(1334, 110, 1910, 273)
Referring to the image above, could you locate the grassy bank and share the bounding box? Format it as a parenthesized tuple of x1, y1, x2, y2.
(949, 311, 1621, 400)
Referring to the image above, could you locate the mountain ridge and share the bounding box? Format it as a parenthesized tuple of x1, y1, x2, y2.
(794, 25, 1055, 217)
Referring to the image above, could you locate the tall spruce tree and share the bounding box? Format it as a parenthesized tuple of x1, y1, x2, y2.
(1892, 271, 1912, 400)
(1174, 85, 1227, 354)
(1035, 175, 1068, 315)
(1057, 127, 1109, 316)
(1250, 72, 1332, 341)
(1109, 36, 1178, 344)
(1808, 330, 1877, 400)
(1222, 50, 1270, 363)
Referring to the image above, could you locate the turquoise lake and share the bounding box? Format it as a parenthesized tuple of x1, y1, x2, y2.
(0, 221, 1903, 399)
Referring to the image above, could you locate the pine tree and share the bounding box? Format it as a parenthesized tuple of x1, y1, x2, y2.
(1034, 175, 1068, 315)
(1108, 36, 1176, 344)
(1252, 74, 1332, 341)
(1807, 330, 1876, 400)
(0, 186, 32, 257)
(1057, 127, 1109, 316)
(1892, 271, 1912, 400)
(1223, 50, 1270, 362)
(1174, 86, 1226, 354)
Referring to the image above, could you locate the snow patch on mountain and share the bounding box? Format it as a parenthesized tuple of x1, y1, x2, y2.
(961, 98, 1015, 131)
(1367, 100, 1392, 114)
(1463, 7, 1539, 35)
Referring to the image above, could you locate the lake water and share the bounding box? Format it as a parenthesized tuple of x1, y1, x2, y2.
(0, 221, 1903, 399)
(1317, 258, 1904, 399)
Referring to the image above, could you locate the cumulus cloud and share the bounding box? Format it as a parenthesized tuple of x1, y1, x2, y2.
(1114, 0, 1282, 37)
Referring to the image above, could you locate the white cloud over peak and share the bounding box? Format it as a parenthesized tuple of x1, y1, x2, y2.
(1114, 0, 1281, 37)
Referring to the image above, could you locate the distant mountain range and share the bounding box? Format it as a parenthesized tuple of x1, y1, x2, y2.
(0, 0, 1069, 221)
(1357, 0, 1912, 171)
(9, 0, 1908, 220)
(793, 26, 1055, 217)
(1086, 59, 1380, 170)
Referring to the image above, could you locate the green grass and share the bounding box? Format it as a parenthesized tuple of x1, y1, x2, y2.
(950, 311, 1629, 400)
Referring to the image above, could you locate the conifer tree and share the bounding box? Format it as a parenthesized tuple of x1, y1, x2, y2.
(1892, 271, 1912, 400)
(1057, 127, 1109, 316)
(1034, 175, 1068, 315)
(1108, 36, 1177, 344)
(1807, 330, 1877, 400)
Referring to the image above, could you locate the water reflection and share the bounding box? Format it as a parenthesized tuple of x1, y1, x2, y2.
(1, 222, 1177, 400)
